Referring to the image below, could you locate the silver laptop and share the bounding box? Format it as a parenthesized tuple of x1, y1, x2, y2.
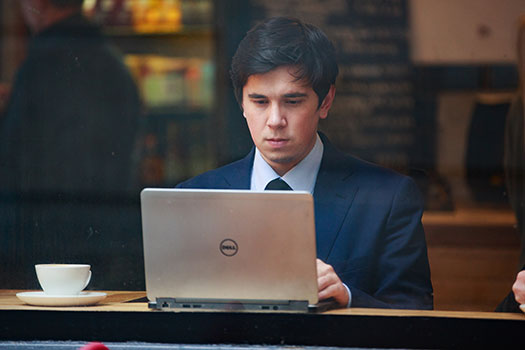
(140, 188, 322, 312)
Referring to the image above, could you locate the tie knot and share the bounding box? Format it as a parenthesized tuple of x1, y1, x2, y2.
(265, 178, 292, 191)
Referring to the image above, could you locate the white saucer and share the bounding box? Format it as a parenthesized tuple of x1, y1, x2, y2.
(16, 291, 107, 306)
(520, 304, 525, 313)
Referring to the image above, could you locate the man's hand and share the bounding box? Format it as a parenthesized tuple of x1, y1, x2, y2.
(317, 258, 349, 307)
(512, 270, 525, 304)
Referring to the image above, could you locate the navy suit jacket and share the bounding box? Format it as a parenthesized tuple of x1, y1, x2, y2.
(177, 134, 433, 309)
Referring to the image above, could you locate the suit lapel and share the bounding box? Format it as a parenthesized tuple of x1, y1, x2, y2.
(221, 148, 254, 189)
(314, 136, 359, 261)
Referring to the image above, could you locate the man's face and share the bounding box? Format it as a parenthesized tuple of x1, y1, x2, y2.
(241, 65, 334, 176)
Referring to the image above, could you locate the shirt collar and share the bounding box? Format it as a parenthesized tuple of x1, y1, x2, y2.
(251, 134, 324, 193)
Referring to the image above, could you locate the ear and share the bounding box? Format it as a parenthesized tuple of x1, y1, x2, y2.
(319, 85, 335, 120)
(241, 104, 246, 119)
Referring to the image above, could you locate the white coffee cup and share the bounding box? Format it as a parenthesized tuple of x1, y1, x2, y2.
(35, 264, 92, 295)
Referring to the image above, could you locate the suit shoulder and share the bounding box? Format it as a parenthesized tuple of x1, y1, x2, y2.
(176, 157, 250, 189)
(337, 153, 422, 197)
(342, 152, 410, 182)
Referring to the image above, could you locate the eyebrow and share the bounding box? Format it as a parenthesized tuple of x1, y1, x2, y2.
(247, 92, 308, 99)
(284, 92, 308, 98)
(247, 93, 266, 99)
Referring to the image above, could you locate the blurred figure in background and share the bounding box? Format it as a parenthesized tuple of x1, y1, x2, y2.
(0, 0, 144, 290)
(496, 15, 525, 312)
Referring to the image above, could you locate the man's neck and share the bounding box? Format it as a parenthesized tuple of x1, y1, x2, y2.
(251, 134, 324, 193)
(265, 135, 318, 177)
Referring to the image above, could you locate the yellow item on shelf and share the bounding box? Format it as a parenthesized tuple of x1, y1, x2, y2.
(132, 0, 182, 33)
(125, 54, 214, 110)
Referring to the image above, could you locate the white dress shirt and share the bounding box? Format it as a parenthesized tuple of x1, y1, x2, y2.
(249, 133, 352, 307)
(251, 134, 323, 192)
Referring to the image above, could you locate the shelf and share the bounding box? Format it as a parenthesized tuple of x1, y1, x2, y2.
(85, 0, 216, 188)
(103, 25, 212, 38)
(144, 107, 210, 121)
(108, 30, 213, 57)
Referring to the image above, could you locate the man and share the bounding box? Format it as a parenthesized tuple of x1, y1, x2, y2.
(0, 0, 143, 290)
(177, 17, 433, 309)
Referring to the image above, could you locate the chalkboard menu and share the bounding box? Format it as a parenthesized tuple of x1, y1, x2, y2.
(250, 0, 415, 171)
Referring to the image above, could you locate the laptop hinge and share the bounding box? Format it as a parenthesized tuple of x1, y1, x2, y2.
(149, 297, 310, 312)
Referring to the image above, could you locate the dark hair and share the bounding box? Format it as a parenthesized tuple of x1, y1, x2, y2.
(49, 0, 84, 8)
(230, 17, 339, 109)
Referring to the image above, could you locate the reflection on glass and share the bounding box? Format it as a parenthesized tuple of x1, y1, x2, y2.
(0, 0, 523, 313)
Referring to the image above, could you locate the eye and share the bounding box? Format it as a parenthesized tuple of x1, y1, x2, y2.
(252, 99, 268, 105)
(285, 99, 302, 105)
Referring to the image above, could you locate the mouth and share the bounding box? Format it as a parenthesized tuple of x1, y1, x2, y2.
(266, 137, 289, 148)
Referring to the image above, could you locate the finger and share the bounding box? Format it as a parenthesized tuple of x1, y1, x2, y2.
(513, 276, 525, 304)
(318, 282, 341, 298)
(318, 282, 347, 305)
(514, 288, 525, 304)
(316, 259, 327, 275)
(318, 287, 332, 301)
(517, 270, 525, 282)
(316, 259, 334, 278)
(317, 273, 336, 292)
(317, 264, 338, 290)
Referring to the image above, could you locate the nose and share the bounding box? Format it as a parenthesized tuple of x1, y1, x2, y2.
(267, 103, 287, 128)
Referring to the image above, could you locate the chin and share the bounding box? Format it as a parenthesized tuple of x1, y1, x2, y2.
(267, 154, 296, 166)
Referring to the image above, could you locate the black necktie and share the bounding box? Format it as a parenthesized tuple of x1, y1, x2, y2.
(265, 178, 292, 191)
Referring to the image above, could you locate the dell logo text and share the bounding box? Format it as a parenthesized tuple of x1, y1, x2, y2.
(220, 239, 238, 257)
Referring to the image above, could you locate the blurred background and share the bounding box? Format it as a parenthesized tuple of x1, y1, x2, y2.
(0, 0, 524, 311)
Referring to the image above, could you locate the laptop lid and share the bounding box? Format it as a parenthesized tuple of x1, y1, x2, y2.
(140, 188, 319, 309)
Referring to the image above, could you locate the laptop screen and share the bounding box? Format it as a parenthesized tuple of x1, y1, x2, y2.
(140, 188, 319, 308)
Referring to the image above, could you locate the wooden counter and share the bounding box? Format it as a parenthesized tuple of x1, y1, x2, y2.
(1, 290, 524, 349)
(423, 208, 521, 311)
(422, 207, 517, 227)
